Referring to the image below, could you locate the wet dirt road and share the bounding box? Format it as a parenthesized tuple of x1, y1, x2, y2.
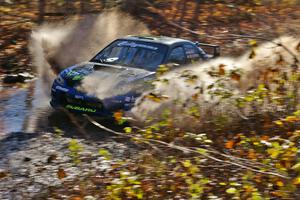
(0, 80, 138, 200)
(0, 79, 118, 139)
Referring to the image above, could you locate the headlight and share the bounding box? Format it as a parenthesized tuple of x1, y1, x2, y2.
(56, 74, 65, 85)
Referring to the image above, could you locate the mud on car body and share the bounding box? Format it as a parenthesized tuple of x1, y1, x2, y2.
(50, 36, 220, 116)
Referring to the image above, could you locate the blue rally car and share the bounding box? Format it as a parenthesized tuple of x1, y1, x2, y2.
(50, 36, 220, 116)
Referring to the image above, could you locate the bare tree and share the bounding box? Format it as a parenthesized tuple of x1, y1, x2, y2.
(176, 0, 188, 37)
(191, 0, 202, 40)
(38, 0, 45, 24)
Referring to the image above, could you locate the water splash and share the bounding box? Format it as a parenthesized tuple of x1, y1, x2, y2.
(29, 10, 149, 96)
(130, 36, 300, 129)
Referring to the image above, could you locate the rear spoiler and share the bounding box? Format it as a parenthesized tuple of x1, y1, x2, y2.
(195, 42, 220, 58)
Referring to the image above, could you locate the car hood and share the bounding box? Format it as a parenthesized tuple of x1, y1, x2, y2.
(61, 62, 155, 87)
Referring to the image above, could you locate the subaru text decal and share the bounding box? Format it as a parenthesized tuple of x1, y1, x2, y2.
(65, 105, 96, 113)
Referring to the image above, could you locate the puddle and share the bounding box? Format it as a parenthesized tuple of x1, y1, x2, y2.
(0, 79, 51, 134)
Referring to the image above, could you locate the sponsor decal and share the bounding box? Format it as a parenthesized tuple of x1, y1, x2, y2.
(118, 41, 158, 50)
(65, 104, 96, 113)
(66, 71, 79, 77)
(56, 86, 69, 92)
(74, 95, 84, 100)
(125, 96, 131, 102)
(72, 75, 83, 81)
(125, 96, 136, 102)
(66, 71, 84, 81)
(187, 54, 200, 59)
(111, 99, 122, 103)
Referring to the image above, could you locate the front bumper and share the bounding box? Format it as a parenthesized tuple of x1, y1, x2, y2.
(50, 81, 113, 116)
(50, 80, 137, 116)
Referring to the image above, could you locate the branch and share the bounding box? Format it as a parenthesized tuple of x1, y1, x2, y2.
(84, 114, 290, 179)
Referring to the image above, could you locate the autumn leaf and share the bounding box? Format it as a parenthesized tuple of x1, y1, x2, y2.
(146, 93, 169, 103)
(267, 148, 280, 159)
(99, 149, 111, 160)
(197, 148, 207, 155)
(293, 110, 300, 116)
(293, 177, 300, 185)
(248, 149, 257, 160)
(274, 120, 283, 127)
(182, 160, 192, 168)
(230, 71, 241, 81)
(276, 181, 284, 187)
(192, 93, 199, 100)
(226, 187, 237, 194)
(124, 127, 132, 134)
(146, 94, 162, 102)
(291, 163, 300, 172)
(70, 197, 82, 200)
(261, 135, 269, 141)
(218, 64, 226, 75)
(243, 184, 254, 193)
(114, 111, 123, 121)
(296, 42, 300, 52)
(249, 39, 258, 47)
(249, 49, 256, 59)
(284, 116, 299, 123)
(157, 64, 169, 76)
(0, 171, 8, 179)
(57, 168, 67, 179)
(225, 140, 235, 149)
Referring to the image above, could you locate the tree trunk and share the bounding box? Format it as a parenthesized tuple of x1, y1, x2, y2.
(176, 1, 187, 37)
(80, 0, 85, 14)
(191, 0, 201, 40)
(38, 0, 45, 24)
(65, 0, 73, 15)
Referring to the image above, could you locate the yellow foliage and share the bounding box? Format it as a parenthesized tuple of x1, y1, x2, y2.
(274, 120, 284, 127)
(293, 177, 300, 185)
(276, 181, 284, 187)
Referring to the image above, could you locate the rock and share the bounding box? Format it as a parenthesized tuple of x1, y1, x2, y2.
(23, 157, 31, 162)
(47, 154, 57, 164)
(0, 131, 136, 199)
(90, 175, 104, 185)
(3, 72, 34, 84)
(0, 170, 9, 179)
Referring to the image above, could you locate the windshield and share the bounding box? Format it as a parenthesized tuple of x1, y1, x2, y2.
(91, 39, 168, 71)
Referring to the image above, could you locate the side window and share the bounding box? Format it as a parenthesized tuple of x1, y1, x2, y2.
(184, 44, 201, 63)
(167, 46, 186, 65)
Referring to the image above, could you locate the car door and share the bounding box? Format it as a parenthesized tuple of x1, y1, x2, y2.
(183, 43, 203, 64)
(166, 46, 187, 65)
